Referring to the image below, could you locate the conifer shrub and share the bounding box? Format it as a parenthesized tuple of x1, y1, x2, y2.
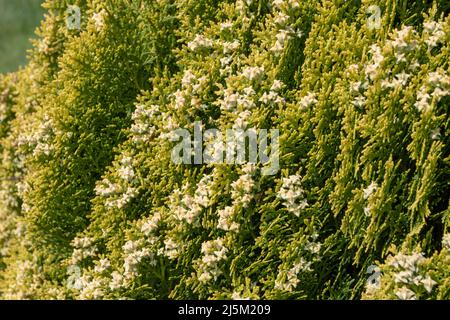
(0, 0, 448, 300)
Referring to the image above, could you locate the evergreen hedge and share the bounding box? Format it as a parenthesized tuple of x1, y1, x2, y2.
(0, 0, 448, 300)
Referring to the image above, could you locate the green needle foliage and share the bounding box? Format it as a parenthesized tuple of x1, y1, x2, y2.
(0, 0, 448, 300)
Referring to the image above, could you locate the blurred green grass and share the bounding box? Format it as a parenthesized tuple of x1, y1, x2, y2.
(0, 0, 44, 74)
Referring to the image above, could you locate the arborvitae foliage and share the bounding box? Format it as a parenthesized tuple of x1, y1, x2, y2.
(0, 0, 448, 300)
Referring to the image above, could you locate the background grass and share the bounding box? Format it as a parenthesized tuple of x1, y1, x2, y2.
(0, 0, 44, 74)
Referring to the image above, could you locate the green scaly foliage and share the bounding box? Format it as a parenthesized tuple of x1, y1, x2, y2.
(0, 0, 448, 300)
